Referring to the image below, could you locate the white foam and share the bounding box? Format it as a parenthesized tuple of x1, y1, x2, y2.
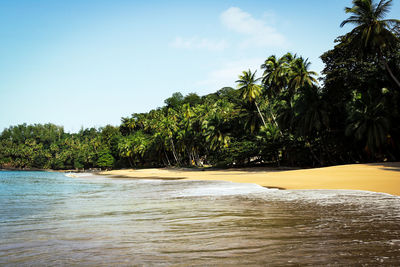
(64, 172, 94, 178)
(175, 180, 400, 208)
(176, 181, 276, 197)
(255, 189, 400, 208)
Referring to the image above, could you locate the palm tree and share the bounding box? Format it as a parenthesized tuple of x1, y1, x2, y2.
(175, 104, 197, 165)
(346, 95, 390, 154)
(239, 103, 261, 133)
(202, 112, 231, 151)
(118, 136, 134, 167)
(236, 70, 267, 127)
(340, 0, 400, 88)
(289, 57, 318, 96)
(256, 124, 282, 166)
(159, 109, 181, 165)
(261, 55, 285, 97)
(261, 53, 295, 97)
(260, 53, 298, 134)
(294, 86, 329, 137)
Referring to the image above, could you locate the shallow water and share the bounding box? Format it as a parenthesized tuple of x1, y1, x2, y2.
(0, 171, 399, 266)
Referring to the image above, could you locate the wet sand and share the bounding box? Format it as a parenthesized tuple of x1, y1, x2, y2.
(99, 162, 400, 196)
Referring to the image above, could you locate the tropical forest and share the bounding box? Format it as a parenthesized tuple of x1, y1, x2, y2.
(1, 0, 399, 170)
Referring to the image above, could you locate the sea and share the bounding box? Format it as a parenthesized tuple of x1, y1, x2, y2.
(0, 170, 399, 266)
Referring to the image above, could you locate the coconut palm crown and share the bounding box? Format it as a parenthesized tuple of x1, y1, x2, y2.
(340, 0, 400, 51)
(340, 0, 400, 87)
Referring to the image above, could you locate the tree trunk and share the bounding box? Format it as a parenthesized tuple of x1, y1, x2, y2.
(378, 49, 400, 90)
(276, 151, 280, 167)
(267, 105, 284, 137)
(272, 112, 285, 137)
(308, 141, 323, 166)
(383, 60, 400, 89)
(255, 101, 267, 127)
(170, 139, 180, 165)
(187, 149, 192, 166)
(190, 151, 196, 166)
(128, 157, 134, 168)
(194, 150, 201, 166)
(164, 149, 171, 166)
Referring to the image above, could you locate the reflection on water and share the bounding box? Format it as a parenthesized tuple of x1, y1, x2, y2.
(0, 171, 399, 266)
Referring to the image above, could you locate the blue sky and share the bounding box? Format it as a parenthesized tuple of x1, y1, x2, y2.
(1, 0, 399, 132)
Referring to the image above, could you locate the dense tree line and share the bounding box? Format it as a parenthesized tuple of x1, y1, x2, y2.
(1, 0, 399, 170)
(0, 123, 120, 169)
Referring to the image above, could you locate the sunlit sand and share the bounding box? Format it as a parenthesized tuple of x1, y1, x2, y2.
(99, 162, 400, 196)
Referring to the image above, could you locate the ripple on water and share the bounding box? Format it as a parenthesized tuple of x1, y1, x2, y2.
(0, 171, 399, 266)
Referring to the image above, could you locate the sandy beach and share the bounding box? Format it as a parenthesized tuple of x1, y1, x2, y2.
(99, 162, 400, 196)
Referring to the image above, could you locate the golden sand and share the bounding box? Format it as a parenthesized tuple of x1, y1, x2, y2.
(99, 162, 400, 196)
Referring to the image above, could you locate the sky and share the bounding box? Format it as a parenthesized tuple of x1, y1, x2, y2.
(1, 0, 399, 133)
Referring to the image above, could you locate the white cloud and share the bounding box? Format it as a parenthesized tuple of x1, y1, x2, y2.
(196, 58, 264, 92)
(220, 7, 286, 48)
(170, 36, 229, 51)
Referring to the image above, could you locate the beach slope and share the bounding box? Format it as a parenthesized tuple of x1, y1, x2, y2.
(100, 162, 400, 196)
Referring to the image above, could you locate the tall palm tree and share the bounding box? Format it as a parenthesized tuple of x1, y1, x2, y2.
(289, 57, 318, 96)
(159, 109, 181, 165)
(261, 55, 285, 97)
(261, 53, 295, 97)
(340, 0, 400, 88)
(236, 70, 267, 127)
(260, 53, 298, 133)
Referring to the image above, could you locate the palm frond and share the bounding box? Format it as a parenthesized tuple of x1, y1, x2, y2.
(375, 0, 392, 19)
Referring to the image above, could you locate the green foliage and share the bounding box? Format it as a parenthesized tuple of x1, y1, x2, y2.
(340, 0, 400, 88)
(1, 0, 399, 169)
(183, 93, 202, 106)
(164, 92, 184, 110)
(97, 151, 115, 169)
(0, 124, 121, 170)
(340, 0, 400, 55)
(345, 91, 391, 155)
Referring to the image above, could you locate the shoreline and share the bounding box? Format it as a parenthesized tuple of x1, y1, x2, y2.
(99, 162, 400, 196)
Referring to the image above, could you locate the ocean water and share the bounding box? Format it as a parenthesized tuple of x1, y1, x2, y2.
(0, 171, 399, 266)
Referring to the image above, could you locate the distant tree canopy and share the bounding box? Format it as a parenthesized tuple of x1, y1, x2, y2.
(0, 0, 399, 170)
